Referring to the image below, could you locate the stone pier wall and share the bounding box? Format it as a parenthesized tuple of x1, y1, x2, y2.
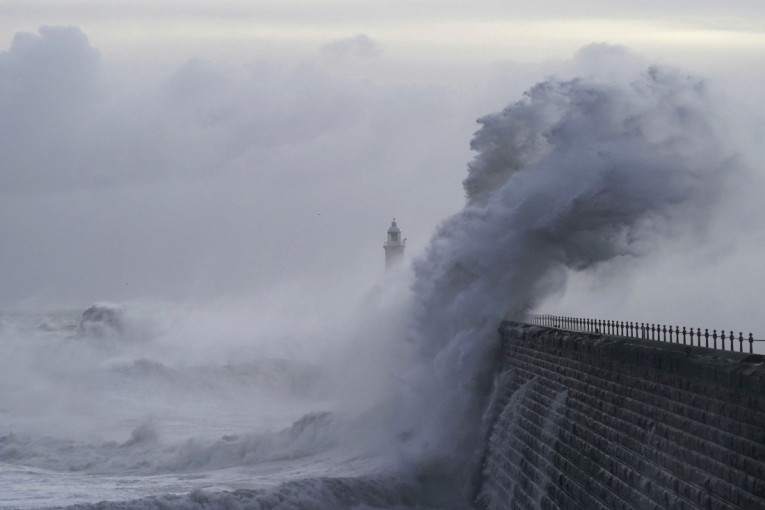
(477, 322, 765, 509)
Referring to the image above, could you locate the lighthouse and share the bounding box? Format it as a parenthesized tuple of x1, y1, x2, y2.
(384, 219, 406, 270)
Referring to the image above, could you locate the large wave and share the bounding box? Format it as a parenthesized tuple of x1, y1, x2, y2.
(394, 55, 743, 499)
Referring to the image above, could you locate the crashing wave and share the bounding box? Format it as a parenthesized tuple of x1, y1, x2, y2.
(77, 302, 124, 338)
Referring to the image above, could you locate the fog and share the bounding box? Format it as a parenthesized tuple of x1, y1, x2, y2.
(1, 24, 763, 335)
(0, 26, 475, 308)
(2, 5, 765, 507)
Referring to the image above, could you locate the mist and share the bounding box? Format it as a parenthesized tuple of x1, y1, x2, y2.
(1, 19, 765, 509)
(0, 26, 478, 309)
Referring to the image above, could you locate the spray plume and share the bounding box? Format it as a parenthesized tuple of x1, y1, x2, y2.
(397, 59, 741, 490)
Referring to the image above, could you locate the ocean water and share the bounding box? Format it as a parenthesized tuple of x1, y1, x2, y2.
(0, 304, 462, 510)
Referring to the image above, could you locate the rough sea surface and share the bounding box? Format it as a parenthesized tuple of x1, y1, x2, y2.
(0, 305, 462, 509)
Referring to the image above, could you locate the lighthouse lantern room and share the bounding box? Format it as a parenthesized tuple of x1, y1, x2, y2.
(384, 219, 406, 270)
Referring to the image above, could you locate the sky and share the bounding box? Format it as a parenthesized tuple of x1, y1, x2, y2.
(2, 1, 765, 333)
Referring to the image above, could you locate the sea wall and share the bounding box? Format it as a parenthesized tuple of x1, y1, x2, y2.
(477, 322, 765, 510)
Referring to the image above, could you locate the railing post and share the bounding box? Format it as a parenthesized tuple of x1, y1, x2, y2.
(713, 329, 718, 350)
(682, 326, 687, 345)
(705, 329, 709, 349)
(739, 332, 744, 353)
(749, 333, 754, 354)
(696, 328, 701, 347)
(662, 325, 667, 342)
(730, 330, 735, 351)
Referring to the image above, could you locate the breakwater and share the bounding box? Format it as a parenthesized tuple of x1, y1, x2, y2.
(477, 322, 765, 509)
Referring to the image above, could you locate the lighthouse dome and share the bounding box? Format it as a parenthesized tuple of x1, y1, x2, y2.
(388, 220, 401, 234)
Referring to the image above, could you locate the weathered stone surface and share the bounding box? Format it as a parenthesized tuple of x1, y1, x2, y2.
(477, 323, 765, 510)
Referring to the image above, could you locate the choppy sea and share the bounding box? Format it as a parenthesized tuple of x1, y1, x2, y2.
(0, 305, 465, 509)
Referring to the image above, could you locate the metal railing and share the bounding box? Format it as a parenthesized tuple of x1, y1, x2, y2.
(530, 314, 762, 354)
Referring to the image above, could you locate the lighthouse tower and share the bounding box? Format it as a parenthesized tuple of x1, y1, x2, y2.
(384, 219, 406, 270)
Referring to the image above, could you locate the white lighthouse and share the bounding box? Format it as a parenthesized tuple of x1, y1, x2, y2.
(384, 219, 406, 270)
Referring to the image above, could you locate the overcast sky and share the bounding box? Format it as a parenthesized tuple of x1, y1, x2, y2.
(4, 1, 765, 67)
(2, 1, 765, 334)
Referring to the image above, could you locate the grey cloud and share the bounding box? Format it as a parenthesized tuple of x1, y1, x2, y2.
(0, 26, 102, 193)
(0, 26, 473, 307)
(321, 34, 382, 60)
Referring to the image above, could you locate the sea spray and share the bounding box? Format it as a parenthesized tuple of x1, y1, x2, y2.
(397, 57, 741, 500)
(0, 52, 750, 510)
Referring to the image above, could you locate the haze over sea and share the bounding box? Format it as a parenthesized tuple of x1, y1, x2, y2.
(2, 3, 765, 508)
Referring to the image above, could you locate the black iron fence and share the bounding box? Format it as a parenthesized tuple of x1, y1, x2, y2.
(530, 314, 762, 354)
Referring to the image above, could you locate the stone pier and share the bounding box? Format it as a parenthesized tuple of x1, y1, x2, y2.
(477, 322, 765, 509)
